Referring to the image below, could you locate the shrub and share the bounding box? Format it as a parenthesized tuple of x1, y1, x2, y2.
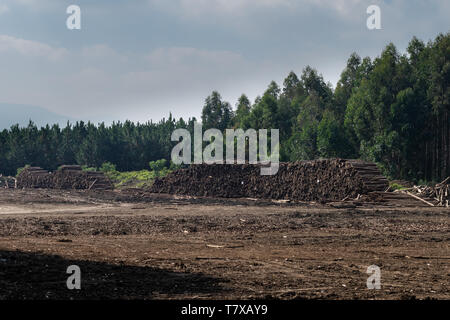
(100, 162, 117, 173)
(81, 165, 97, 172)
(149, 159, 168, 177)
(16, 165, 30, 177)
(389, 183, 407, 191)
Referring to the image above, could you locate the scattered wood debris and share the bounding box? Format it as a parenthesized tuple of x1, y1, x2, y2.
(395, 177, 450, 207)
(0, 174, 17, 189)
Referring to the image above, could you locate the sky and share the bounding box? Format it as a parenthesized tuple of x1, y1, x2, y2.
(0, 0, 448, 126)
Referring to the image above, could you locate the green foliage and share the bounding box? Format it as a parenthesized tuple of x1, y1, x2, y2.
(234, 94, 251, 128)
(100, 159, 172, 189)
(317, 111, 352, 158)
(0, 116, 196, 176)
(111, 170, 155, 188)
(169, 161, 182, 171)
(81, 165, 97, 172)
(389, 183, 407, 191)
(149, 159, 166, 171)
(149, 159, 168, 177)
(201, 91, 233, 131)
(16, 165, 30, 177)
(342, 33, 449, 181)
(0, 34, 449, 183)
(100, 161, 117, 173)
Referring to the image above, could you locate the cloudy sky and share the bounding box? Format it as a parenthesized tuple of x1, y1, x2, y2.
(0, 0, 448, 125)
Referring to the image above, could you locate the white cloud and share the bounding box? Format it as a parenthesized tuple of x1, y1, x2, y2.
(178, 0, 292, 12)
(2, 0, 55, 13)
(148, 0, 367, 18)
(146, 46, 243, 67)
(0, 1, 448, 124)
(0, 38, 253, 121)
(81, 44, 129, 65)
(0, 35, 68, 60)
(148, 0, 293, 17)
(0, 4, 9, 15)
(307, 0, 364, 16)
(11, 0, 40, 5)
(82, 44, 119, 58)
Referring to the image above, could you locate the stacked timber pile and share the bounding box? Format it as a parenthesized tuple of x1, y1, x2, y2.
(85, 171, 114, 190)
(395, 177, 450, 207)
(52, 165, 113, 190)
(16, 167, 53, 188)
(53, 166, 113, 190)
(52, 165, 85, 189)
(151, 159, 389, 201)
(432, 177, 450, 207)
(16, 165, 113, 190)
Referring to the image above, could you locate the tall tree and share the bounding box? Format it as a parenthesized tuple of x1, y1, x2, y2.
(201, 91, 234, 131)
(234, 94, 251, 128)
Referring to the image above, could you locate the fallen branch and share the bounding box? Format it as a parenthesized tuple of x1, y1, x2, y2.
(206, 244, 225, 248)
(406, 191, 435, 207)
(437, 176, 450, 186)
(88, 179, 97, 190)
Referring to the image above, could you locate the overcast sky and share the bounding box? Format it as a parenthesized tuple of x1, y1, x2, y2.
(0, 0, 448, 124)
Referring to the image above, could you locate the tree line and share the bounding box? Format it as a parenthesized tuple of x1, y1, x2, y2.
(0, 33, 448, 182)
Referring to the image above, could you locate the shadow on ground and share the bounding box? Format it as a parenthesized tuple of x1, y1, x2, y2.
(0, 250, 226, 299)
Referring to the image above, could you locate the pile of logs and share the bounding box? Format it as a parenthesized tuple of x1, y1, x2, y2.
(16, 167, 53, 189)
(16, 165, 113, 190)
(151, 159, 389, 201)
(435, 177, 450, 207)
(53, 167, 113, 190)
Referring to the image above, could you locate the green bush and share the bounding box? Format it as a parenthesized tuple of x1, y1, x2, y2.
(94, 160, 174, 189)
(169, 161, 182, 171)
(389, 183, 407, 191)
(149, 159, 166, 171)
(100, 162, 117, 173)
(81, 165, 97, 172)
(112, 170, 155, 188)
(149, 159, 168, 177)
(16, 165, 30, 177)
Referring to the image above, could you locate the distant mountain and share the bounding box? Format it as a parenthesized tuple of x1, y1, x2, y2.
(0, 103, 75, 130)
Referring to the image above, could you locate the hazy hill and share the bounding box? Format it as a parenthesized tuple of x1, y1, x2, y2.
(0, 103, 74, 130)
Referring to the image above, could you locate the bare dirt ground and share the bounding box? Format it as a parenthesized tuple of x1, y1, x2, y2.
(0, 188, 448, 300)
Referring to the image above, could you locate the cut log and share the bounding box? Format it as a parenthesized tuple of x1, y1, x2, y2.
(405, 192, 435, 207)
(88, 179, 97, 190)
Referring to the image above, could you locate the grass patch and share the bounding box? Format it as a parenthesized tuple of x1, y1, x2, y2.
(105, 169, 159, 189)
(389, 182, 408, 191)
(99, 160, 174, 189)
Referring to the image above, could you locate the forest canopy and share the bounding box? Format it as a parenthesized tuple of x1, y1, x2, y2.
(0, 33, 449, 182)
